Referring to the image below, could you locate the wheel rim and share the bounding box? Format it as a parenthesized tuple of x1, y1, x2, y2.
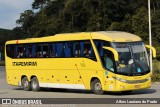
(95, 82, 102, 91)
(23, 81, 28, 88)
(32, 81, 37, 89)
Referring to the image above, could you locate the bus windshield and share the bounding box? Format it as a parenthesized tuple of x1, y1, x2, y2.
(112, 42, 150, 75)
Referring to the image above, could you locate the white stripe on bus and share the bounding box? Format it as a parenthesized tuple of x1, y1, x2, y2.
(39, 83, 86, 89)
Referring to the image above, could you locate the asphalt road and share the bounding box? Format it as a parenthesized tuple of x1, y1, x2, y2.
(0, 66, 160, 107)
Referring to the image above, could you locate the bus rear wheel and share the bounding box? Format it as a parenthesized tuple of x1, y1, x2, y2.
(31, 77, 40, 92)
(91, 79, 104, 95)
(22, 77, 31, 91)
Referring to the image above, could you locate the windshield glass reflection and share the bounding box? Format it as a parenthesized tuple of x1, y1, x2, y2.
(112, 42, 149, 75)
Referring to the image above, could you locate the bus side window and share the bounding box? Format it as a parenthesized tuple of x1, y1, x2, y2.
(52, 44, 57, 57)
(31, 44, 36, 57)
(84, 41, 91, 58)
(49, 44, 54, 57)
(99, 42, 104, 57)
(64, 42, 71, 57)
(95, 41, 104, 57)
(26, 45, 32, 58)
(17, 45, 25, 58)
(73, 42, 80, 57)
(6, 45, 15, 58)
(68, 42, 74, 57)
(56, 43, 63, 57)
(36, 45, 42, 57)
(6, 45, 10, 58)
(80, 42, 84, 57)
(42, 44, 49, 58)
(83, 41, 96, 60)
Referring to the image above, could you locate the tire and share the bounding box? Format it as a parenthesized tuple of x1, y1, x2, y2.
(22, 77, 31, 91)
(31, 77, 40, 92)
(91, 79, 104, 95)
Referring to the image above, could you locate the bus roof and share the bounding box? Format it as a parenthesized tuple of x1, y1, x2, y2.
(6, 31, 142, 44)
(91, 31, 142, 42)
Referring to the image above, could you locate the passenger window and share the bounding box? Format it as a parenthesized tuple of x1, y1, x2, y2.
(26, 45, 32, 58)
(17, 45, 25, 58)
(6, 41, 96, 60)
(42, 44, 49, 58)
(84, 42, 90, 57)
(6, 45, 15, 58)
(51, 44, 57, 57)
(94, 41, 104, 57)
(68, 42, 74, 57)
(64, 42, 72, 57)
(36, 45, 42, 57)
(49, 44, 53, 57)
(83, 41, 96, 60)
(94, 40, 112, 62)
(56, 43, 64, 57)
(73, 42, 80, 57)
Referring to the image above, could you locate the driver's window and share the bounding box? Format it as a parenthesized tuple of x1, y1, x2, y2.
(104, 50, 115, 72)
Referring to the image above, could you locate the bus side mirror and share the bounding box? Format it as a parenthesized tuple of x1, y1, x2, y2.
(103, 46, 119, 61)
(145, 45, 156, 58)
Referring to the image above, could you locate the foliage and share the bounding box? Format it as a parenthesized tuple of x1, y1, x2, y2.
(14, 0, 159, 40)
(152, 60, 160, 82)
(132, 7, 149, 42)
(0, 28, 14, 44)
(14, 0, 160, 55)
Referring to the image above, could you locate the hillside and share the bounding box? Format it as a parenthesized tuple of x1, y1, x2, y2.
(0, 28, 14, 43)
(0, 28, 13, 36)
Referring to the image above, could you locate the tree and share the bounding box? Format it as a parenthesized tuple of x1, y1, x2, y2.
(132, 7, 149, 42)
(32, 0, 51, 9)
(16, 10, 35, 37)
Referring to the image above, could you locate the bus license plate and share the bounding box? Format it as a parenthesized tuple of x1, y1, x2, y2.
(135, 85, 140, 88)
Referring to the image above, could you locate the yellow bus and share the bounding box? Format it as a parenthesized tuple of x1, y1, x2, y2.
(5, 31, 156, 94)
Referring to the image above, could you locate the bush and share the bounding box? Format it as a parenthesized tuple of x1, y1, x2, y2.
(152, 60, 160, 82)
(152, 74, 160, 82)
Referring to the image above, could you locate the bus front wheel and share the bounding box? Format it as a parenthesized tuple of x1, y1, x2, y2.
(31, 77, 40, 92)
(22, 77, 31, 91)
(91, 79, 104, 95)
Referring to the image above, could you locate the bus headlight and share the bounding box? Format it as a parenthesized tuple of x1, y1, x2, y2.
(115, 77, 127, 83)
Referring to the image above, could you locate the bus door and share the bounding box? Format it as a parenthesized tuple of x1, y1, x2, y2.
(103, 49, 116, 91)
(94, 41, 116, 91)
(94, 41, 117, 91)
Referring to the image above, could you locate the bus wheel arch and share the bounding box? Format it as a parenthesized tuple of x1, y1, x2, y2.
(90, 77, 104, 95)
(30, 76, 40, 92)
(21, 76, 31, 91)
(30, 75, 37, 80)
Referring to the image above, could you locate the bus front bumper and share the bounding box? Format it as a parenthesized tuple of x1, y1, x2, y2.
(114, 77, 151, 91)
